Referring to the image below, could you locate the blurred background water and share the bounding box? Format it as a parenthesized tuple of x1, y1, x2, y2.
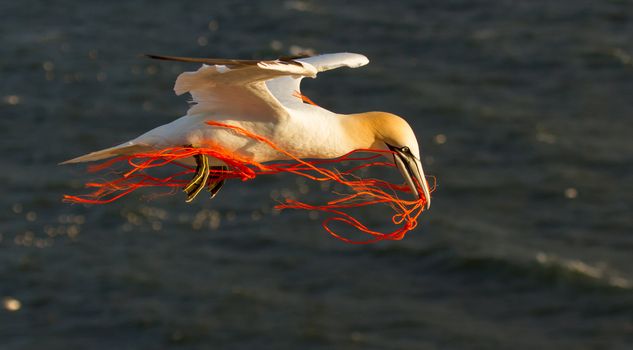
(1, 0, 633, 349)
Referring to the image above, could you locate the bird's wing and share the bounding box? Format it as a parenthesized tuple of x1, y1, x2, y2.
(265, 53, 369, 111)
(149, 53, 368, 119)
(296, 52, 370, 72)
(149, 54, 318, 120)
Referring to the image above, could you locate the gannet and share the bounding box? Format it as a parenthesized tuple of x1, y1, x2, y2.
(62, 53, 431, 208)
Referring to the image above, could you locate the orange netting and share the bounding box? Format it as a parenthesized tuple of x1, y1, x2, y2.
(64, 121, 433, 243)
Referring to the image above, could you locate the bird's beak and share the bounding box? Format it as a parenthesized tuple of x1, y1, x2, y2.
(389, 146, 431, 209)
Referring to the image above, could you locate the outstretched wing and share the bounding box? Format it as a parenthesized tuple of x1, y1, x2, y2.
(149, 54, 317, 120)
(149, 52, 369, 120)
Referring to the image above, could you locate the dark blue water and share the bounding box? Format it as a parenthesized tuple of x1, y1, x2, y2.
(1, 1, 632, 349)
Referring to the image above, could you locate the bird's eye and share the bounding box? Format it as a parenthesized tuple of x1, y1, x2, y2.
(401, 146, 410, 153)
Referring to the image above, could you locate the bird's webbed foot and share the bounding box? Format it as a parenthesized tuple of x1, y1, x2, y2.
(183, 151, 228, 202)
(184, 153, 210, 202)
(207, 166, 228, 199)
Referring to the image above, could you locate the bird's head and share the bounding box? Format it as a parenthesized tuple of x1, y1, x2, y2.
(361, 112, 431, 209)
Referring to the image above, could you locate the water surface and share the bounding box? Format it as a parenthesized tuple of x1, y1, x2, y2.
(1, 1, 632, 349)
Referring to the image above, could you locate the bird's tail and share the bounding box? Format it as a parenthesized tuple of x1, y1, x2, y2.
(59, 142, 152, 165)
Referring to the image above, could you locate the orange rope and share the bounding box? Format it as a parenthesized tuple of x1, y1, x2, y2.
(292, 91, 319, 107)
(64, 121, 433, 243)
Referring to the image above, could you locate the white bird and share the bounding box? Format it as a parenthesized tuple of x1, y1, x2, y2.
(62, 52, 431, 207)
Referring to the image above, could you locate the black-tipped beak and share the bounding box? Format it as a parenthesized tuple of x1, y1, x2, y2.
(388, 145, 431, 209)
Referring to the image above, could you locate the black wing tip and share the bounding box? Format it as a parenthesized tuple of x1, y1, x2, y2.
(146, 54, 171, 61)
(144, 54, 209, 64)
(146, 53, 315, 64)
(279, 54, 314, 61)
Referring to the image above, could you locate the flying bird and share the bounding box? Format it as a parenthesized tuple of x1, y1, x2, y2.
(62, 52, 431, 208)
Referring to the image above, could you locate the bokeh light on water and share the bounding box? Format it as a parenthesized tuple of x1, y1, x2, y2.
(1, 1, 632, 349)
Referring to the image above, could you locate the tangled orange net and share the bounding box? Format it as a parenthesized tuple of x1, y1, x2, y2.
(64, 121, 433, 243)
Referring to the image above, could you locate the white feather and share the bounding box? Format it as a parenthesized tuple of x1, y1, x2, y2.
(295, 52, 369, 72)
